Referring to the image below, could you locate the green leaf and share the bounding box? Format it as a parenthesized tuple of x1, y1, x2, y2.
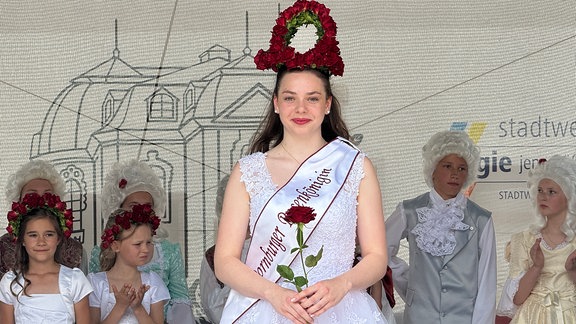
(290, 247, 300, 254)
(304, 255, 318, 267)
(277, 265, 294, 280)
(294, 276, 308, 289)
(317, 245, 324, 259)
(305, 246, 323, 267)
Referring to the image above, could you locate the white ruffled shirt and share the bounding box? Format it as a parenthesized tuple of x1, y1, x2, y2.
(411, 190, 470, 256)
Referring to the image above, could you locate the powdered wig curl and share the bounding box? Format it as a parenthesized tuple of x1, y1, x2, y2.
(422, 131, 480, 189)
(101, 159, 166, 221)
(527, 155, 576, 240)
(5, 160, 66, 206)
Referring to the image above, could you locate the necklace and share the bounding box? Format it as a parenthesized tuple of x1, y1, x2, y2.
(280, 142, 301, 164)
(541, 230, 566, 248)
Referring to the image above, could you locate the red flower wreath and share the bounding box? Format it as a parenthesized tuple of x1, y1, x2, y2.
(100, 203, 161, 249)
(254, 0, 344, 76)
(6, 192, 74, 239)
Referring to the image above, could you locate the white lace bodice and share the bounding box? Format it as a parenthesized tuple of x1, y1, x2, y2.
(239, 152, 364, 286)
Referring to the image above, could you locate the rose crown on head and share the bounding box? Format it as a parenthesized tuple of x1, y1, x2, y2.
(254, 0, 344, 76)
(6, 192, 74, 239)
(100, 203, 161, 249)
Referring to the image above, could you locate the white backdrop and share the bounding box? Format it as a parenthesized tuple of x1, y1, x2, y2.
(1, 0, 574, 320)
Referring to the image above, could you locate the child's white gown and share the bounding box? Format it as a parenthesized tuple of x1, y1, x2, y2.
(0, 265, 92, 324)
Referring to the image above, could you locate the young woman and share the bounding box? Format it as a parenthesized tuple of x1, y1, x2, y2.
(0, 193, 92, 324)
(216, 2, 387, 321)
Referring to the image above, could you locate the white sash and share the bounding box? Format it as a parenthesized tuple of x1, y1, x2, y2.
(221, 137, 360, 323)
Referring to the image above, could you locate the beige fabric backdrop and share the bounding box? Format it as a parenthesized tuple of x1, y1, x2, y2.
(1, 0, 574, 320)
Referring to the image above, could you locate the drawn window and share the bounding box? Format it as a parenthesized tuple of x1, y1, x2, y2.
(184, 88, 195, 110)
(103, 99, 114, 123)
(149, 93, 176, 120)
(66, 179, 84, 220)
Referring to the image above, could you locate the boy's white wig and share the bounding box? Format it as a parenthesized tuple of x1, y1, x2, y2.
(5, 160, 66, 205)
(422, 131, 480, 189)
(527, 155, 576, 240)
(101, 159, 166, 220)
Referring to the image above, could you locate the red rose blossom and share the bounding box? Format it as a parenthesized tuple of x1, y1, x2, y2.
(284, 206, 316, 224)
(119, 178, 128, 189)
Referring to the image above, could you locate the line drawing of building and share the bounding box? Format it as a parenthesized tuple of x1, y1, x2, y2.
(28, 13, 276, 315)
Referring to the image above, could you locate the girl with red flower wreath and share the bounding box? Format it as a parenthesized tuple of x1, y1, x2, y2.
(215, 1, 389, 323)
(0, 192, 93, 324)
(0, 160, 85, 278)
(87, 204, 170, 324)
(88, 159, 195, 324)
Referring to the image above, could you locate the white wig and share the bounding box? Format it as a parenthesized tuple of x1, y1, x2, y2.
(527, 155, 576, 240)
(5, 160, 66, 205)
(422, 131, 480, 189)
(101, 159, 166, 220)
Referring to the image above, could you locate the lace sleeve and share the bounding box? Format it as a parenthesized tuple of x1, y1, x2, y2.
(496, 231, 531, 317)
(238, 153, 275, 197)
(496, 273, 523, 317)
(342, 153, 366, 196)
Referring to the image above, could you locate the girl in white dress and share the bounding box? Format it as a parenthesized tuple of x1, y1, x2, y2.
(88, 204, 169, 324)
(0, 193, 93, 324)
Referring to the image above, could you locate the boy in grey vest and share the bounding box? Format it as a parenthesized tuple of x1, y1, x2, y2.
(386, 130, 496, 324)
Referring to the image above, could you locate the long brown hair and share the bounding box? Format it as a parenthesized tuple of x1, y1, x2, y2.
(10, 209, 64, 298)
(249, 68, 350, 154)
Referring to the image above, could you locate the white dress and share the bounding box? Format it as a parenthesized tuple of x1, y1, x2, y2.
(0, 265, 93, 324)
(88, 271, 170, 324)
(231, 152, 386, 323)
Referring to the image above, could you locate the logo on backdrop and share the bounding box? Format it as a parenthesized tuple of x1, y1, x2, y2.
(451, 119, 576, 201)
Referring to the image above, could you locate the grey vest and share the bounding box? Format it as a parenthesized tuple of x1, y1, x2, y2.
(402, 193, 491, 324)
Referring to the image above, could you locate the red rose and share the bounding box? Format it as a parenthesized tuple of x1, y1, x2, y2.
(538, 158, 547, 165)
(7, 211, 18, 221)
(56, 201, 66, 210)
(284, 206, 316, 224)
(6, 226, 13, 234)
(119, 179, 128, 189)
